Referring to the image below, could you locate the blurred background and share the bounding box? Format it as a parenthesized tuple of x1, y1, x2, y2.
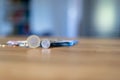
(0, 0, 120, 38)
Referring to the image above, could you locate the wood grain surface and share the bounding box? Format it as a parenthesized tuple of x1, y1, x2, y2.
(0, 37, 120, 80)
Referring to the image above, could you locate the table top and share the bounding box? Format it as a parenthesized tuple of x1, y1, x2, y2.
(0, 37, 120, 80)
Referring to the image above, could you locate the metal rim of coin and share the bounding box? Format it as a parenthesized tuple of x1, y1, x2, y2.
(27, 35, 41, 48)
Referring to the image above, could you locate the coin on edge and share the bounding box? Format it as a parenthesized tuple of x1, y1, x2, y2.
(27, 35, 40, 48)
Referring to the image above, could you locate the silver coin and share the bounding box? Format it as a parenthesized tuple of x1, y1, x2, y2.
(41, 39, 51, 49)
(27, 35, 40, 48)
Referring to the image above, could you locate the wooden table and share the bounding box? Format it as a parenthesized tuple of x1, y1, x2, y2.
(0, 37, 120, 80)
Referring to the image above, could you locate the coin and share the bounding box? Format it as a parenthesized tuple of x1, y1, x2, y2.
(41, 39, 51, 49)
(27, 35, 40, 48)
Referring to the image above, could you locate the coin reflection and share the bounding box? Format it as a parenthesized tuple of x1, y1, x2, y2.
(41, 49, 51, 60)
(27, 49, 51, 61)
(41, 49, 51, 54)
(27, 49, 41, 59)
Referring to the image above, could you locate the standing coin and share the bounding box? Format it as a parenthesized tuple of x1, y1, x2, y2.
(27, 35, 40, 48)
(41, 39, 51, 49)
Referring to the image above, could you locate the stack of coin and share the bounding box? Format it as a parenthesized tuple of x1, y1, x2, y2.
(4, 35, 78, 49)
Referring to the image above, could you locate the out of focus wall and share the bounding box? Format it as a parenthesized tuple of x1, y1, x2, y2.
(0, 0, 12, 36)
(80, 0, 120, 38)
(0, 0, 120, 38)
(30, 0, 81, 37)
